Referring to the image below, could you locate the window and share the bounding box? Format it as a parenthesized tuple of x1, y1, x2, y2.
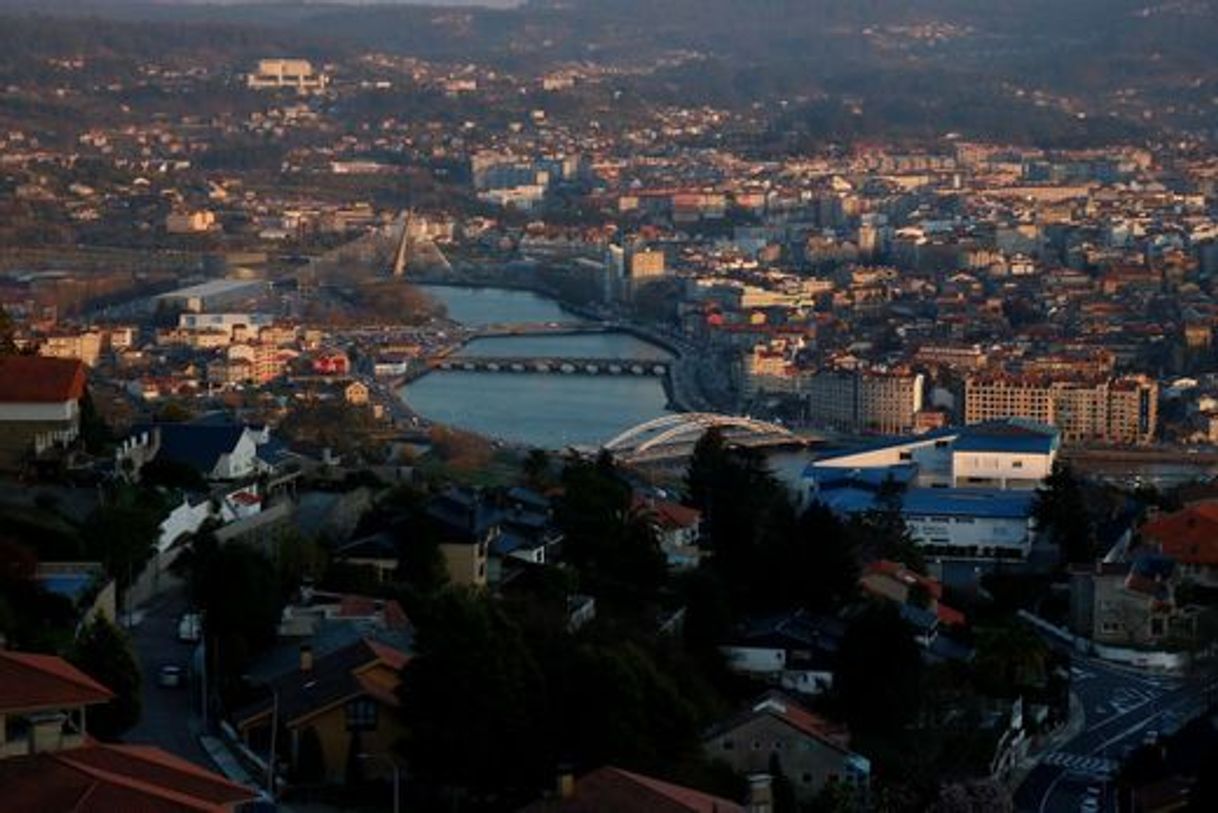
(345, 699, 378, 731)
(899, 451, 913, 461)
(801, 772, 813, 784)
(722, 739, 734, 751)
(752, 740, 762, 750)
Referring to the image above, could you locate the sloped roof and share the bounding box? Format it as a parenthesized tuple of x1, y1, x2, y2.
(706, 690, 852, 755)
(234, 638, 407, 729)
(0, 650, 114, 714)
(1141, 503, 1218, 566)
(0, 356, 86, 403)
(520, 766, 744, 813)
(0, 743, 255, 812)
(134, 423, 249, 475)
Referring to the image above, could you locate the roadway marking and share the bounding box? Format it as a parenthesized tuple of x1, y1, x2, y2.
(1042, 752, 1116, 778)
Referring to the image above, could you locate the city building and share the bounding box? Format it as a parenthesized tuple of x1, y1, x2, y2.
(963, 374, 1158, 445)
(806, 420, 1060, 567)
(247, 59, 328, 92)
(804, 368, 925, 435)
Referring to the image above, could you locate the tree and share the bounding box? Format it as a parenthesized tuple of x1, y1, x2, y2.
(522, 448, 551, 490)
(85, 486, 166, 589)
(835, 602, 923, 737)
(972, 623, 1048, 698)
(397, 589, 550, 806)
(558, 454, 666, 608)
(1034, 462, 1095, 564)
(0, 307, 17, 354)
(69, 616, 141, 738)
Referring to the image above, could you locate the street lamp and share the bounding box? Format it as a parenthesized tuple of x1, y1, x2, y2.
(358, 752, 401, 813)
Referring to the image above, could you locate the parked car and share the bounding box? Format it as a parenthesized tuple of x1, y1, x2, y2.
(177, 613, 202, 643)
(158, 664, 185, 688)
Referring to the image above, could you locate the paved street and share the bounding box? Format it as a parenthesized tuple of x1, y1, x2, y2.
(1015, 654, 1212, 813)
(125, 589, 211, 768)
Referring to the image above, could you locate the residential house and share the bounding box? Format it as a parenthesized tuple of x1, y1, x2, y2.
(858, 560, 973, 660)
(704, 691, 870, 803)
(0, 356, 87, 472)
(233, 639, 409, 786)
(0, 649, 255, 812)
(426, 488, 497, 587)
(1069, 554, 1196, 648)
(519, 765, 747, 813)
(634, 494, 704, 569)
(719, 611, 843, 697)
(121, 422, 267, 481)
(1140, 503, 1218, 587)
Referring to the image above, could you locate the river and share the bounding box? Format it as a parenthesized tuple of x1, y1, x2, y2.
(400, 285, 677, 449)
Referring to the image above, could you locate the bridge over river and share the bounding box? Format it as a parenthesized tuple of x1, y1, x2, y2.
(431, 356, 669, 376)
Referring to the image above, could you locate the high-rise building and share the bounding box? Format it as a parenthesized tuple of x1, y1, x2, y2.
(247, 59, 328, 93)
(963, 374, 1157, 444)
(805, 368, 924, 435)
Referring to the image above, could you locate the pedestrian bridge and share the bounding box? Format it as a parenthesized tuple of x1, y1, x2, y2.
(602, 413, 807, 465)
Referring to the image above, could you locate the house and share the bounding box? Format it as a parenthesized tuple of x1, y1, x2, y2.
(719, 611, 843, 697)
(0, 649, 255, 812)
(426, 488, 497, 587)
(233, 638, 409, 786)
(1069, 555, 1195, 647)
(1140, 503, 1218, 587)
(704, 691, 870, 803)
(0, 356, 87, 472)
(333, 533, 400, 582)
(121, 422, 267, 481)
(634, 494, 704, 569)
(344, 381, 370, 406)
(860, 560, 966, 628)
(519, 765, 747, 813)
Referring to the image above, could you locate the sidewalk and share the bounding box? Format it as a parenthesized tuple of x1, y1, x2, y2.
(1005, 690, 1085, 793)
(199, 734, 258, 788)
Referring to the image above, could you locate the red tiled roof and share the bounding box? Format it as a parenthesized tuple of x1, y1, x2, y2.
(0, 356, 86, 403)
(521, 766, 744, 813)
(632, 495, 701, 530)
(0, 651, 114, 714)
(0, 743, 256, 812)
(1141, 503, 1218, 566)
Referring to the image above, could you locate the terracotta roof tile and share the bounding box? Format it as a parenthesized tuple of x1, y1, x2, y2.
(1142, 504, 1218, 566)
(0, 356, 86, 403)
(0, 650, 114, 713)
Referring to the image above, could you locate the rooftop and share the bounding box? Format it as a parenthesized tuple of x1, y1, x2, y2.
(0, 357, 86, 404)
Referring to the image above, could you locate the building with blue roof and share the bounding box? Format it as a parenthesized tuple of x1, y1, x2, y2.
(805, 419, 1058, 566)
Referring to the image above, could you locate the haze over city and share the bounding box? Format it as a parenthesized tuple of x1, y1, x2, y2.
(0, 2, 1214, 813)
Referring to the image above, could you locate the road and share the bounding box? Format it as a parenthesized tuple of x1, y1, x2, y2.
(1015, 654, 1212, 812)
(125, 589, 210, 768)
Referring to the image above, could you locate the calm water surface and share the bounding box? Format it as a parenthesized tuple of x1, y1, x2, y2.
(403, 285, 675, 448)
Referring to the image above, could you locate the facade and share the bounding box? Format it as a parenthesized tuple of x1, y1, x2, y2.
(0, 356, 86, 472)
(247, 59, 328, 92)
(805, 369, 924, 435)
(37, 330, 103, 367)
(704, 692, 870, 803)
(426, 488, 496, 587)
(1069, 557, 1192, 647)
(234, 640, 407, 786)
(806, 420, 1059, 564)
(963, 374, 1158, 444)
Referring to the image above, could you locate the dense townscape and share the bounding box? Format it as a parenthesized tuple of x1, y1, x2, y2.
(0, 2, 1217, 812)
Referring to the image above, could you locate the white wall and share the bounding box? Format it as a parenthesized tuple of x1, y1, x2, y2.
(0, 400, 77, 422)
(906, 514, 1034, 556)
(952, 450, 1053, 488)
(721, 645, 785, 675)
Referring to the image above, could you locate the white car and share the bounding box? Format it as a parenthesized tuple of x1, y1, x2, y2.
(177, 613, 202, 643)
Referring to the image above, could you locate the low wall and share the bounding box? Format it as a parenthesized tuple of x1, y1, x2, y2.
(1017, 609, 1192, 674)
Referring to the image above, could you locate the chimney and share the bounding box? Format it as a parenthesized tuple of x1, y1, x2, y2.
(299, 644, 313, 672)
(746, 774, 773, 813)
(556, 764, 575, 799)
